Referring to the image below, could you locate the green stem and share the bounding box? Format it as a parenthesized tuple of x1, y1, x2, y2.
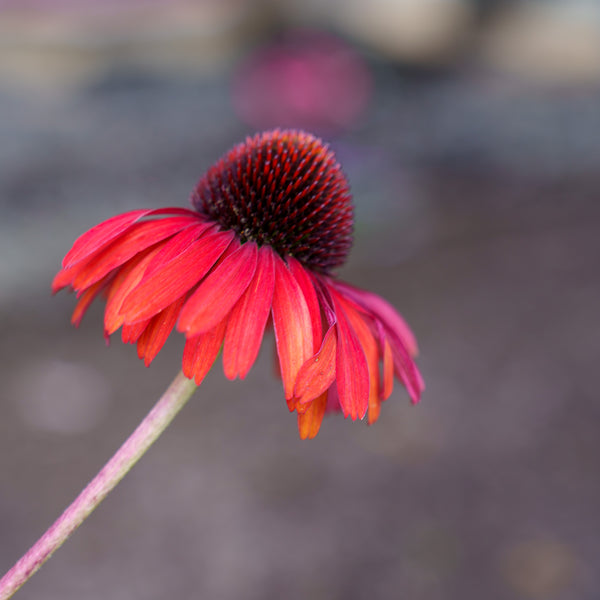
(0, 371, 198, 600)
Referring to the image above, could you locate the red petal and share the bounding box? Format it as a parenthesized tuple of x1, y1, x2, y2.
(297, 392, 328, 440)
(63, 207, 196, 268)
(103, 246, 164, 335)
(70, 277, 108, 327)
(121, 229, 234, 323)
(338, 295, 380, 424)
(293, 326, 337, 406)
(136, 296, 186, 366)
(271, 254, 314, 404)
(222, 245, 275, 380)
(122, 319, 150, 344)
(331, 289, 369, 420)
(381, 336, 394, 401)
(178, 241, 258, 336)
(52, 266, 77, 293)
(142, 221, 213, 278)
(334, 281, 418, 356)
(71, 216, 200, 291)
(287, 258, 322, 349)
(181, 319, 227, 385)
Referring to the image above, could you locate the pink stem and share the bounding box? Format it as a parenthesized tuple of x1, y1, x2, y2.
(0, 371, 198, 600)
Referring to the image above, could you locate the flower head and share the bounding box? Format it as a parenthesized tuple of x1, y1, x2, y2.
(53, 129, 423, 438)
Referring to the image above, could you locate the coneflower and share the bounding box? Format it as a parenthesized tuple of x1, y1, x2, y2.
(53, 129, 422, 437)
(53, 129, 423, 438)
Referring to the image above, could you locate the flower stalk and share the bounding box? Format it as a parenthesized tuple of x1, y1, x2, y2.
(0, 371, 198, 600)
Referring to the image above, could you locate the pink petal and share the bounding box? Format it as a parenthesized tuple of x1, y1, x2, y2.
(271, 254, 314, 404)
(334, 281, 418, 356)
(326, 384, 341, 413)
(222, 245, 275, 380)
(293, 326, 337, 406)
(63, 207, 197, 268)
(331, 289, 369, 420)
(178, 241, 258, 336)
(181, 319, 227, 385)
(387, 332, 424, 404)
(121, 229, 234, 323)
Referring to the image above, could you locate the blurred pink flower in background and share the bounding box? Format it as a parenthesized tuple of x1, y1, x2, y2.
(232, 33, 372, 134)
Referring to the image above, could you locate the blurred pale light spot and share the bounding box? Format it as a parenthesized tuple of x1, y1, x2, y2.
(336, 0, 473, 65)
(502, 539, 576, 599)
(482, 2, 600, 84)
(0, 1, 256, 89)
(12, 359, 111, 434)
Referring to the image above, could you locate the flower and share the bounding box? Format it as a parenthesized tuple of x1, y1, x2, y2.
(53, 129, 423, 438)
(232, 33, 372, 134)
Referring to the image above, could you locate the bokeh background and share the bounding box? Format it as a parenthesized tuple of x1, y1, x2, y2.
(1, 1, 599, 598)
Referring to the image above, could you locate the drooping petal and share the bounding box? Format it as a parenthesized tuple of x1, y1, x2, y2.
(326, 383, 341, 413)
(287, 258, 322, 349)
(381, 336, 394, 401)
(222, 245, 275, 380)
(141, 220, 213, 279)
(121, 319, 150, 344)
(313, 273, 337, 327)
(297, 392, 328, 440)
(71, 276, 110, 327)
(103, 246, 164, 335)
(70, 216, 200, 291)
(121, 229, 234, 324)
(178, 240, 258, 336)
(271, 254, 314, 405)
(334, 281, 419, 356)
(136, 296, 186, 366)
(62, 207, 196, 268)
(386, 331, 424, 404)
(339, 286, 423, 406)
(182, 319, 227, 385)
(293, 326, 337, 406)
(330, 289, 369, 420)
(52, 263, 80, 293)
(338, 295, 381, 425)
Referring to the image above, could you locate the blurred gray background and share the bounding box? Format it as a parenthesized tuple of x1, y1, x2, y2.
(1, 1, 599, 598)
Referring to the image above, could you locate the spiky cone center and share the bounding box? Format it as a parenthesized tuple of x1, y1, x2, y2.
(190, 129, 354, 273)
